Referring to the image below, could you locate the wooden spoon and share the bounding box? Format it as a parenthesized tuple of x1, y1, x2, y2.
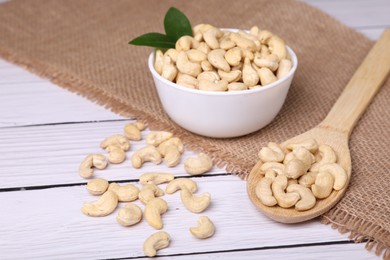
(247, 29, 390, 223)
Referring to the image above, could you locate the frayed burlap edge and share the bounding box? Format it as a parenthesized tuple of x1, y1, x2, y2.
(0, 47, 251, 179)
(322, 208, 390, 259)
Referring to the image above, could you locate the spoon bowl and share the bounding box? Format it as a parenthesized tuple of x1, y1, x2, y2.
(247, 29, 390, 223)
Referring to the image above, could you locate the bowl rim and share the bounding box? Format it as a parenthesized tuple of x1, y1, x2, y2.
(147, 36, 298, 97)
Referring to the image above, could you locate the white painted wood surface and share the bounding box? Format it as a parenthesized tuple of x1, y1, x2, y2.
(0, 0, 388, 259)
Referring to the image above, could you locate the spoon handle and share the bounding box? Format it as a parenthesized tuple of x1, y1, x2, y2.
(320, 29, 390, 136)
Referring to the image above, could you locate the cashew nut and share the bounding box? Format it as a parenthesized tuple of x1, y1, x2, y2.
(311, 171, 334, 199)
(184, 153, 213, 175)
(154, 49, 164, 75)
(203, 27, 223, 49)
(165, 178, 198, 194)
(79, 154, 108, 179)
(242, 57, 259, 87)
(292, 146, 316, 171)
(176, 73, 198, 89)
(105, 145, 126, 164)
(267, 35, 287, 60)
(189, 216, 215, 239)
(283, 152, 296, 164)
(198, 78, 229, 92)
(284, 159, 306, 179)
(139, 172, 174, 185)
(310, 145, 337, 172)
(197, 42, 211, 54)
(139, 184, 165, 204)
(258, 30, 273, 44)
(298, 171, 319, 188)
(277, 59, 292, 79)
(218, 69, 241, 83)
(131, 145, 162, 168)
(230, 32, 256, 52)
(258, 67, 277, 86)
(254, 53, 279, 71)
(161, 56, 178, 81)
(187, 49, 207, 63)
(286, 184, 316, 211)
(227, 82, 248, 91)
(200, 60, 213, 71)
(318, 163, 347, 190)
(260, 162, 285, 176)
(286, 138, 319, 153)
(100, 134, 130, 151)
(175, 35, 199, 51)
(256, 177, 277, 206)
(124, 122, 144, 141)
(86, 178, 109, 195)
(81, 190, 118, 217)
(225, 47, 243, 67)
(208, 49, 230, 72)
(158, 137, 184, 167)
(250, 26, 260, 36)
(180, 188, 211, 213)
(108, 183, 140, 202)
(116, 203, 142, 227)
(258, 142, 285, 162)
(197, 71, 220, 82)
(264, 169, 277, 181)
(164, 48, 179, 63)
(219, 36, 236, 50)
(144, 197, 168, 229)
(271, 175, 300, 208)
(146, 131, 173, 146)
(143, 231, 170, 257)
(176, 51, 202, 77)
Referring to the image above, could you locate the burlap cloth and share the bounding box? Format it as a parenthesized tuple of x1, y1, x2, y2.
(0, 0, 389, 257)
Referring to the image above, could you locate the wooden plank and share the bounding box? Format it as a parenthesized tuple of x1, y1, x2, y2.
(157, 243, 378, 259)
(0, 121, 226, 189)
(0, 175, 352, 259)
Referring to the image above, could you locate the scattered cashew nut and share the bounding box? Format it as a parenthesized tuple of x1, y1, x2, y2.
(139, 172, 175, 185)
(86, 178, 109, 195)
(144, 197, 168, 229)
(184, 153, 213, 175)
(81, 190, 118, 217)
(131, 145, 162, 168)
(165, 178, 198, 194)
(116, 203, 142, 227)
(108, 183, 139, 202)
(100, 134, 130, 151)
(139, 184, 165, 204)
(79, 154, 108, 179)
(189, 216, 216, 239)
(180, 188, 211, 213)
(143, 231, 170, 257)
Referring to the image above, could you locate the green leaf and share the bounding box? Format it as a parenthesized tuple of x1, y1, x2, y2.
(128, 32, 176, 48)
(164, 7, 193, 40)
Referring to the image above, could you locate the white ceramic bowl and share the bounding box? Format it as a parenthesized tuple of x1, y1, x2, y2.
(148, 46, 298, 138)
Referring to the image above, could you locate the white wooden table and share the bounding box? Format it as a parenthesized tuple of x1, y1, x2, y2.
(0, 1, 389, 259)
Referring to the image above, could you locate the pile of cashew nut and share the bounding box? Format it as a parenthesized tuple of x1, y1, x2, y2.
(78, 121, 215, 257)
(255, 139, 348, 211)
(154, 24, 292, 91)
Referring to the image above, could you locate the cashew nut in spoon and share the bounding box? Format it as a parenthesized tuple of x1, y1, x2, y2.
(100, 134, 130, 151)
(310, 144, 337, 172)
(165, 178, 198, 194)
(260, 162, 285, 176)
(144, 197, 168, 229)
(86, 178, 109, 195)
(311, 171, 334, 199)
(180, 188, 211, 213)
(255, 177, 277, 206)
(184, 153, 213, 175)
(139, 184, 165, 204)
(258, 142, 285, 162)
(298, 171, 319, 188)
(108, 183, 140, 202)
(318, 163, 347, 190)
(81, 190, 118, 217)
(79, 154, 108, 179)
(292, 147, 316, 171)
(116, 203, 142, 227)
(143, 231, 170, 257)
(189, 216, 216, 239)
(287, 184, 316, 211)
(131, 145, 162, 168)
(139, 172, 174, 185)
(271, 175, 300, 208)
(286, 138, 319, 154)
(284, 159, 306, 179)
